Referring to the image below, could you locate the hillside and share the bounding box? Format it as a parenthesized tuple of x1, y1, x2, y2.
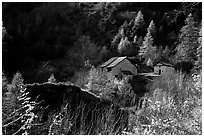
(2, 2, 202, 135)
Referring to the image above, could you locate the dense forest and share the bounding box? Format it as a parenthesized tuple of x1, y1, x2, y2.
(2, 2, 202, 83)
(2, 2, 202, 135)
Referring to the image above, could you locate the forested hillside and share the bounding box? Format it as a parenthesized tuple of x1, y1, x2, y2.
(2, 2, 202, 83)
(2, 2, 202, 135)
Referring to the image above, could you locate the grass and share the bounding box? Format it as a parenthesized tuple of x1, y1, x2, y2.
(126, 71, 202, 135)
(2, 70, 202, 135)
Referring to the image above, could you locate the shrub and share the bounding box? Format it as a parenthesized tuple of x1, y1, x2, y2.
(87, 67, 136, 107)
(127, 71, 202, 135)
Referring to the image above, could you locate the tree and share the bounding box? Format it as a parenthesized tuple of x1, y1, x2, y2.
(132, 10, 145, 37)
(2, 71, 8, 94)
(111, 21, 128, 49)
(2, 22, 6, 38)
(2, 72, 41, 135)
(175, 13, 199, 63)
(12, 71, 24, 88)
(139, 20, 157, 62)
(118, 37, 131, 56)
(146, 58, 153, 67)
(48, 74, 57, 83)
(162, 46, 171, 60)
(68, 35, 99, 68)
(148, 20, 156, 39)
(195, 27, 202, 69)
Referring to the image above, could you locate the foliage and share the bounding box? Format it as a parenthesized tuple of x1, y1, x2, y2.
(139, 20, 157, 62)
(195, 27, 202, 69)
(87, 67, 136, 107)
(118, 37, 131, 55)
(48, 74, 57, 83)
(47, 101, 127, 135)
(2, 3, 202, 134)
(86, 66, 117, 99)
(2, 2, 202, 83)
(175, 13, 199, 63)
(67, 35, 99, 68)
(11, 71, 24, 88)
(2, 22, 6, 38)
(132, 10, 145, 36)
(112, 11, 146, 56)
(2, 72, 41, 135)
(2, 71, 9, 93)
(127, 72, 202, 135)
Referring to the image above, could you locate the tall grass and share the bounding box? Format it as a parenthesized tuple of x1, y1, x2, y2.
(47, 100, 128, 135)
(126, 71, 202, 135)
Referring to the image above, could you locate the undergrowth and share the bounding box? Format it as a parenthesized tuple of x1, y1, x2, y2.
(125, 71, 202, 135)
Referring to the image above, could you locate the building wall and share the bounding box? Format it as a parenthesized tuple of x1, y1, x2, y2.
(165, 66, 175, 75)
(110, 59, 137, 76)
(154, 65, 174, 75)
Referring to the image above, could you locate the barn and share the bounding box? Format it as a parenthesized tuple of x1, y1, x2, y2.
(99, 57, 137, 78)
(154, 62, 175, 75)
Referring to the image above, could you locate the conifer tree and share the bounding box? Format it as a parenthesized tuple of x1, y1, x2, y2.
(127, 11, 145, 40)
(148, 20, 156, 39)
(162, 46, 171, 60)
(118, 37, 131, 55)
(139, 20, 157, 62)
(111, 21, 128, 49)
(48, 74, 57, 83)
(3, 73, 39, 135)
(175, 14, 199, 63)
(12, 71, 24, 88)
(2, 71, 8, 93)
(132, 10, 145, 37)
(146, 58, 153, 67)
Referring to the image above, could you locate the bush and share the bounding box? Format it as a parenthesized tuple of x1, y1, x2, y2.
(87, 67, 136, 107)
(127, 71, 202, 135)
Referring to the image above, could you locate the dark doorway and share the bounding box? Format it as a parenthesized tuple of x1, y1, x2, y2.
(159, 69, 161, 75)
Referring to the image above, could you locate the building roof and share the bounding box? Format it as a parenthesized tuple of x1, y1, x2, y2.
(155, 62, 174, 67)
(107, 56, 127, 68)
(100, 57, 118, 68)
(100, 56, 127, 68)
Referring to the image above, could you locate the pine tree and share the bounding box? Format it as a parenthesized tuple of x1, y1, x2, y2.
(146, 58, 153, 67)
(2, 22, 6, 39)
(111, 21, 128, 49)
(148, 20, 156, 39)
(132, 11, 145, 37)
(2, 73, 40, 135)
(111, 33, 122, 49)
(12, 71, 24, 88)
(2, 71, 8, 93)
(139, 20, 157, 62)
(48, 74, 57, 83)
(175, 14, 199, 63)
(162, 46, 171, 60)
(118, 37, 131, 55)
